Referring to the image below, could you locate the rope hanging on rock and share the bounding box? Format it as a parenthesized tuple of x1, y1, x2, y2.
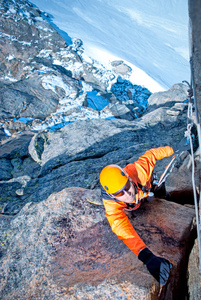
(189, 59, 201, 160)
(183, 77, 201, 272)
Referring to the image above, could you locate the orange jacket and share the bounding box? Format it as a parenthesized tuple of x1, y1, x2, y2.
(102, 146, 174, 256)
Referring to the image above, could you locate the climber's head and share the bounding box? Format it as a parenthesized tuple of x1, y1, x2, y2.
(99, 164, 136, 203)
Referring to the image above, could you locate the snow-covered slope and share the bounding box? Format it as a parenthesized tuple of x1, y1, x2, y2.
(30, 0, 190, 92)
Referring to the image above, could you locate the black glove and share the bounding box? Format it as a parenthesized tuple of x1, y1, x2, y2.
(138, 248, 172, 285)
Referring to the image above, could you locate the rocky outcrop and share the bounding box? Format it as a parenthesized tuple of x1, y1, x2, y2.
(148, 84, 188, 107)
(187, 1, 201, 299)
(0, 75, 60, 120)
(0, 0, 200, 299)
(0, 84, 198, 299)
(188, 238, 201, 299)
(0, 0, 66, 82)
(0, 187, 196, 300)
(0, 90, 190, 214)
(0, 0, 153, 140)
(189, 0, 201, 116)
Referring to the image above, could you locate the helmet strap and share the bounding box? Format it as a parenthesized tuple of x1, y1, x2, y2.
(106, 178, 138, 203)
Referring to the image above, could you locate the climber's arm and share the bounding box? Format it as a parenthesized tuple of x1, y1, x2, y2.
(103, 199, 146, 255)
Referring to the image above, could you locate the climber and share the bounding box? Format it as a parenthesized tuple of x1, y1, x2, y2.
(99, 146, 174, 285)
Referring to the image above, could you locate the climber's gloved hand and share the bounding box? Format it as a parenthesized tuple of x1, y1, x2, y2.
(138, 248, 172, 285)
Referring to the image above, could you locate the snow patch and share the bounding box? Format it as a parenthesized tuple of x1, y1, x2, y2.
(31, 0, 189, 91)
(6, 55, 16, 61)
(41, 75, 71, 96)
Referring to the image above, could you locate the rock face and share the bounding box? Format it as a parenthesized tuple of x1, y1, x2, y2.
(188, 238, 201, 300)
(0, 0, 150, 139)
(148, 84, 188, 107)
(0, 187, 196, 300)
(0, 92, 198, 299)
(189, 0, 201, 116)
(0, 0, 200, 299)
(187, 1, 201, 299)
(0, 100, 191, 214)
(0, 76, 59, 120)
(0, 0, 66, 81)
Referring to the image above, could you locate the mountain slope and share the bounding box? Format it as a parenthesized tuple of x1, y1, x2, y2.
(31, 0, 190, 91)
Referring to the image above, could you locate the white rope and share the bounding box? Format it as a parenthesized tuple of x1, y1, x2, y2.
(189, 58, 201, 271)
(190, 60, 201, 162)
(186, 98, 201, 271)
(188, 19, 201, 148)
(187, 18, 201, 272)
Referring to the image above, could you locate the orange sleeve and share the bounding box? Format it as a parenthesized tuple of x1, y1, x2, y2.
(103, 199, 146, 255)
(143, 146, 174, 161)
(126, 146, 174, 186)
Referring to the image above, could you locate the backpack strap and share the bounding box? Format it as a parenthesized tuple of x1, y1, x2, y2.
(137, 182, 150, 193)
(136, 172, 158, 193)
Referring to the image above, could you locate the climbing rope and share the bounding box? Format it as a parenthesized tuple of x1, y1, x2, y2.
(189, 59, 201, 160)
(183, 78, 201, 272)
(187, 19, 201, 271)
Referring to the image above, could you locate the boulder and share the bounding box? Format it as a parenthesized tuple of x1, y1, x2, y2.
(0, 132, 40, 213)
(5, 120, 27, 133)
(111, 79, 151, 108)
(0, 1, 200, 298)
(108, 102, 134, 120)
(0, 76, 59, 121)
(111, 61, 132, 75)
(148, 84, 188, 107)
(0, 128, 7, 143)
(0, 105, 188, 214)
(188, 2, 201, 298)
(188, 238, 201, 299)
(0, 0, 66, 82)
(0, 158, 13, 180)
(0, 187, 196, 300)
(189, 0, 201, 115)
(0, 132, 34, 159)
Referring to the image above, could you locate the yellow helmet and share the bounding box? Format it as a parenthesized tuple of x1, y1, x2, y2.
(99, 164, 128, 194)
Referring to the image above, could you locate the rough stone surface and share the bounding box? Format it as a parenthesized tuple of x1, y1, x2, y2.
(0, 97, 198, 298)
(188, 238, 201, 300)
(0, 132, 34, 159)
(189, 0, 201, 116)
(112, 61, 132, 75)
(0, 0, 200, 298)
(188, 2, 201, 298)
(0, 187, 196, 300)
(0, 99, 191, 213)
(0, 0, 66, 82)
(148, 83, 188, 107)
(0, 0, 152, 135)
(0, 158, 13, 180)
(0, 76, 59, 120)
